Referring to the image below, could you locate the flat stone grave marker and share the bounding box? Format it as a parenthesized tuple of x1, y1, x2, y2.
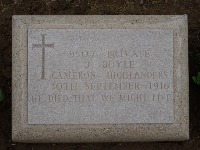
(12, 15, 189, 143)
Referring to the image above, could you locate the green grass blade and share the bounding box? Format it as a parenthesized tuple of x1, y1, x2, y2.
(0, 89, 5, 102)
(193, 72, 200, 85)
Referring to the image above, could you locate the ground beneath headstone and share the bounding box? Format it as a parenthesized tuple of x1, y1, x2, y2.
(0, 0, 200, 149)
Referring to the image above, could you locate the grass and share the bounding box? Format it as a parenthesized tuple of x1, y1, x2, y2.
(191, 49, 200, 86)
(0, 88, 4, 102)
(193, 72, 200, 86)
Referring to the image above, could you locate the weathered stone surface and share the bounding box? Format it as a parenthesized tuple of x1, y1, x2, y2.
(12, 15, 189, 143)
(28, 29, 174, 124)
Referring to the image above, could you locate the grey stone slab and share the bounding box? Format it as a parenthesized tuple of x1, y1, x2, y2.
(12, 15, 189, 143)
(28, 29, 174, 124)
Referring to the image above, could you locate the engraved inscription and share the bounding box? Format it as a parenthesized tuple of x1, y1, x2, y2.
(28, 29, 174, 124)
(31, 94, 41, 103)
(32, 34, 54, 79)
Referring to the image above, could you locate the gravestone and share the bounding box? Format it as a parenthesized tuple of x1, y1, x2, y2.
(12, 15, 189, 143)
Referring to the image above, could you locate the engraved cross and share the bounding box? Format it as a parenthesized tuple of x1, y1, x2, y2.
(32, 34, 54, 79)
